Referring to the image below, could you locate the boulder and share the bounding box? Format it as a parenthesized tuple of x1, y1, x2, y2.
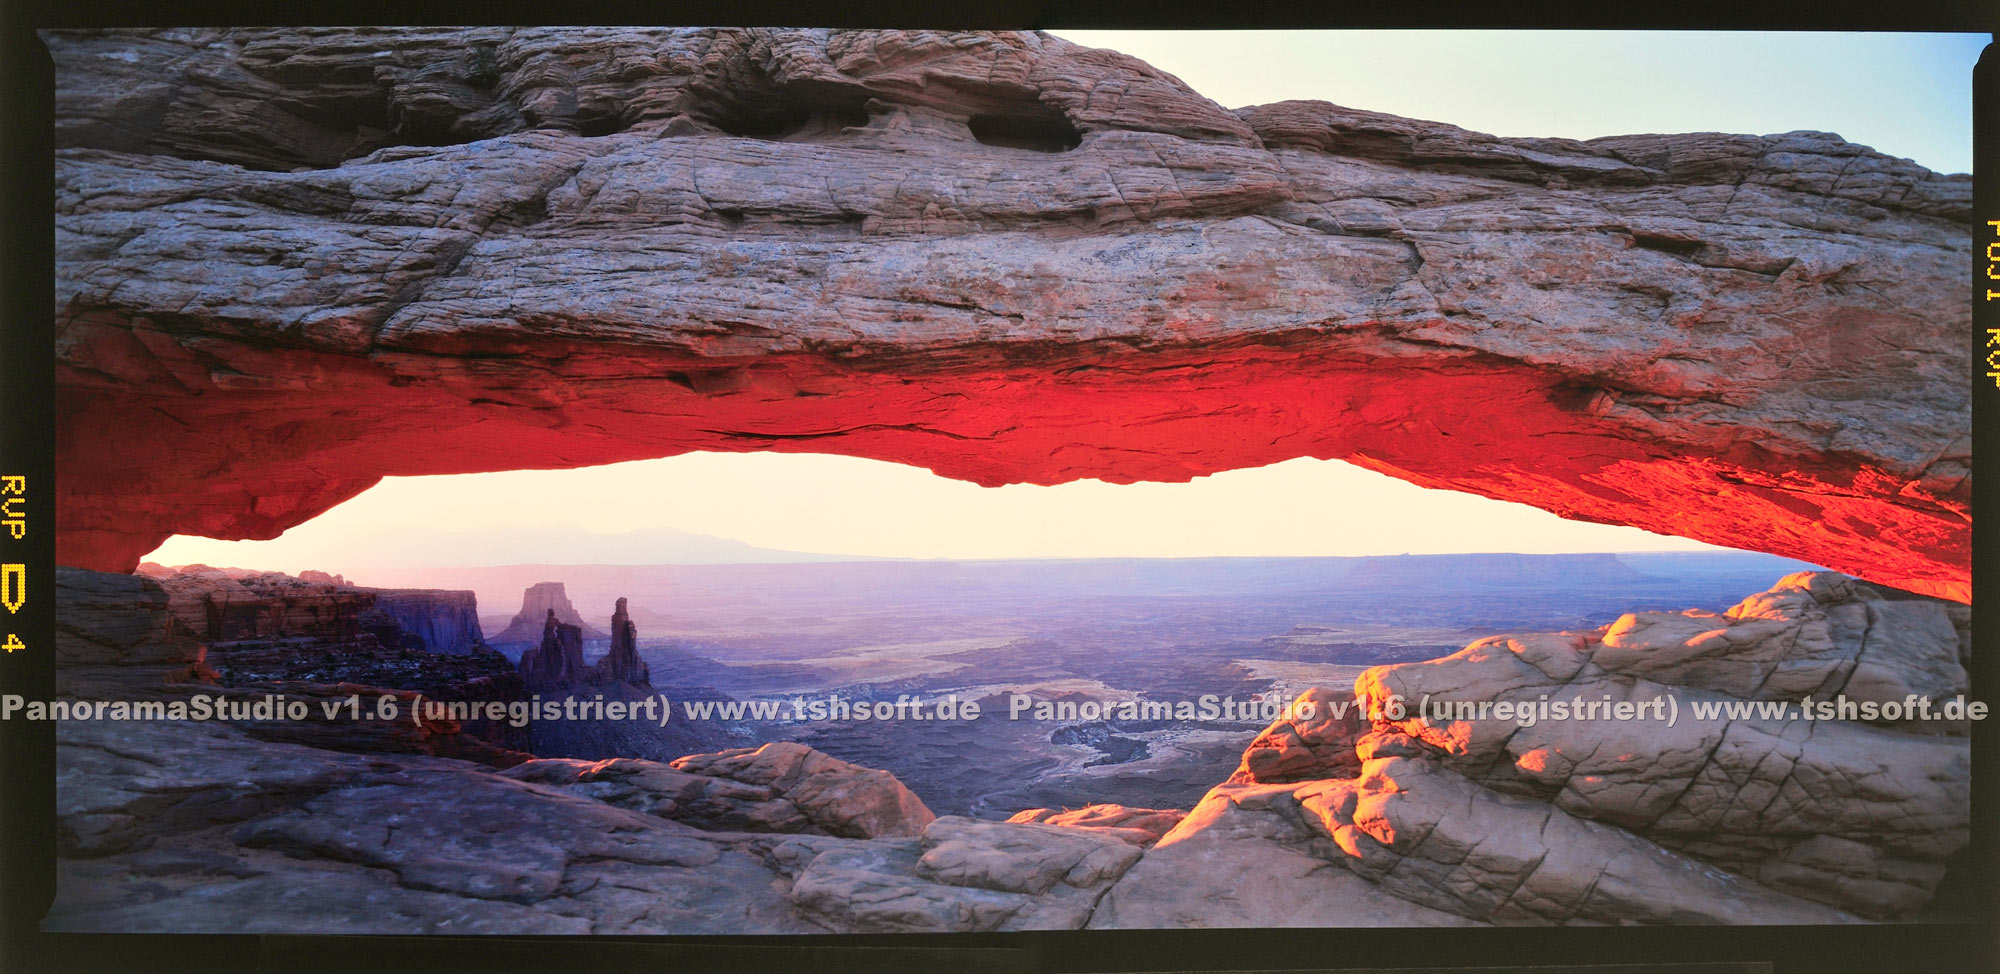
(502, 756, 811, 834)
(785, 815, 1140, 932)
(1005, 804, 1186, 845)
(1089, 783, 1483, 929)
(670, 741, 935, 838)
(1226, 686, 1368, 784)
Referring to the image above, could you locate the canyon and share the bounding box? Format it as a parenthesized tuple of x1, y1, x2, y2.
(45, 566, 1974, 931)
(39, 26, 1978, 934)
(47, 27, 1973, 599)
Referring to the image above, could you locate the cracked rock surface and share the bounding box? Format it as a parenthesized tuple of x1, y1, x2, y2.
(49, 717, 1138, 934)
(505, 740, 936, 839)
(48, 28, 1973, 599)
(1005, 803, 1187, 845)
(1191, 572, 1970, 923)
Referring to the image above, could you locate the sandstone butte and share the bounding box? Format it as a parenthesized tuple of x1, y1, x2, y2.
(48, 28, 1973, 599)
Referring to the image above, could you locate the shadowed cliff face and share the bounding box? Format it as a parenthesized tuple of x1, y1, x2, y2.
(48, 28, 1973, 599)
(358, 588, 484, 654)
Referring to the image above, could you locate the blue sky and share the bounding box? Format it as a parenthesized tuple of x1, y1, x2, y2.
(1054, 31, 1984, 174)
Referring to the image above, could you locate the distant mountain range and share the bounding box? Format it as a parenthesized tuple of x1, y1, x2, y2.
(1340, 552, 1653, 588)
(404, 525, 890, 567)
(381, 528, 1819, 583)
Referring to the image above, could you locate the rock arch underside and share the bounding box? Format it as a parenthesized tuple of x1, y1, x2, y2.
(50, 28, 1973, 600)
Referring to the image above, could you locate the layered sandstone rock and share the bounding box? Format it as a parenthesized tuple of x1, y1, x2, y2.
(1094, 758, 1857, 928)
(781, 816, 1142, 932)
(47, 28, 1972, 599)
(1125, 572, 1972, 924)
(1348, 572, 1971, 919)
(60, 566, 531, 762)
(50, 715, 1136, 934)
(587, 597, 649, 686)
(669, 741, 936, 839)
(490, 582, 606, 647)
(505, 741, 934, 839)
(50, 719, 802, 933)
(134, 564, 492, 657)
(512, 596, 648, 694)
(356, 588, 485, 654)
(126, 564, 521, 711)
(504, 755, 817, 834)
(55, 567, 211, 689)
(1225, 685, 1370, 785)
(1006, 804, 1186, 845)
(506, 595, 744, 761)
(136, 564, 372, 644)
(517, 610, 589, 689)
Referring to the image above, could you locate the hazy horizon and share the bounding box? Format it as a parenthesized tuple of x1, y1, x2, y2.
(147, 453, 1735, 580)
(146, 545, 1798, 574)
(141, 547, 1826, 624)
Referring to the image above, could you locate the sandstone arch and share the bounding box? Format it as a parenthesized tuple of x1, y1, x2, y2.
(50, 28, 1973, 599)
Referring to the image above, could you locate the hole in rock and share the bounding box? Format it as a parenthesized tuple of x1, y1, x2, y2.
(967, 104, 1083, 152)
(576, 113, 629, 138)
(707, 102, 871, 141)
(1629, 230, 1706, 257)
(142, 453, 1807, 820)
(489, 191, 551, 229)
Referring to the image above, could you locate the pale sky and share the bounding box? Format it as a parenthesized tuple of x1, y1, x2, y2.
(149, 454, 1722, 577)
(1053, 30, 1981, 174)
(147, 31, 1983, 577)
